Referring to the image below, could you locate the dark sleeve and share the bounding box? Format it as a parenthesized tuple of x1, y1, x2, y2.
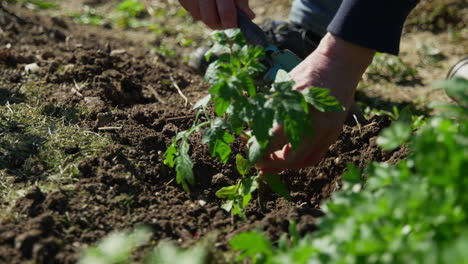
(327, 0, 419, 55)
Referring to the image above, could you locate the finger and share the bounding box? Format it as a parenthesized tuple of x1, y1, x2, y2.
(199, 0, 222, 29)
(262, 124, 288, 154)
(257, 139, 329, 170)
(256, 144, 297, 170)
(180, 0, 201, 21)
(216, 0, 237, 28)
(235, 0, 255, 19)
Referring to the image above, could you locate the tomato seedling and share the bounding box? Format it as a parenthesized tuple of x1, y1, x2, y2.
(164, 29, 343, 217)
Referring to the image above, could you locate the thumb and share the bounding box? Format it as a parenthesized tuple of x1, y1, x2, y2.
(256, 144, 297, 171)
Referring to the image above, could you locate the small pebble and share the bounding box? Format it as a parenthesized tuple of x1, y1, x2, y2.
(25, 63, 40, 73)
(110, 49, 126, 56)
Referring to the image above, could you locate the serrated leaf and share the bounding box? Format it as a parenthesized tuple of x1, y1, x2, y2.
(163, 143, 177, 168)
(251, 96, 274, 143)
(302, 88, 344, 112)
(377, 121, 412, 151)
(203, 122, 234, 163)
(175, 140, 194, 192)
(213, 131, 234, 163)
(214, 140, 232, 163)
(221, 200, 233, 212)
(283, 115, 303, 151)
(230, 232, 273, 260)
(193, 95, 211, 110)
(213, 96, 230, 116)
(270, 84, 314, 151)
(274, 69, 291, 83)
(238, 71, 256, 97)
(204, 61, 221, 83)
(225, 28, 242, 39)
(264, 173, 291, 201)
(206, 43, 228, 59)
(236, 154, 250, 177)
(272, 80, 296, 93)
(248, 136, 265, 164)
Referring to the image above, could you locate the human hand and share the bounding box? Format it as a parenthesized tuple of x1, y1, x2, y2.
(178, 0, 255, 29)
(255, 33, 375, 172)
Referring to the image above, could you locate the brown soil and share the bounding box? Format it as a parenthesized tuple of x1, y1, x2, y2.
(0, 4, 408, 264)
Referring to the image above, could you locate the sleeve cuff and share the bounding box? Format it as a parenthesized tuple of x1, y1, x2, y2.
(327, 0, 419, 55)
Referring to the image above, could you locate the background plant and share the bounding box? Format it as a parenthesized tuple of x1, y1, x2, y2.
(230, 78, 468, 263)
(115, 0, 146, 28)
(366, 53, 419, 84)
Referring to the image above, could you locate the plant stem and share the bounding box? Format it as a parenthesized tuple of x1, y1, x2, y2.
(257, 178, 267, 213)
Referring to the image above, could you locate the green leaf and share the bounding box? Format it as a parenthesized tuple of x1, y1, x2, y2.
(272, 80, 296, 93)
(193, 95, 211, 110)
(270, 83, 314, 151)
(206, 43, 228, 59)
(175, 140, 194, 192)
(240, 177, 258, 196)
(288, 220, 300, 246)
(117, 0, 145, 17)
(163, 143, 177, 168)
(247, 136, 264, 164)
(236, 154, 250, 177)
(377, 121, 412, 151)
(203, 121, 234, 163)
(435, 78, 468, 107)
(274, 69, 291, 83)
(213, 96, 230, 116)
(302, 87, 344, 112)
(251, 96, 274, 143)
(238, 71, 256, 97)
(230, 232, 273, 261)
(264, 173, 291, 201)
(216, 185, 239, 199)
(343, 164, 362, 183)
(283, 115, 303, 151)
(221, 200, 234, 212)
(213, 131, 234, 163)
(28, 0, 58, 9)
(241, 192, 252, 209)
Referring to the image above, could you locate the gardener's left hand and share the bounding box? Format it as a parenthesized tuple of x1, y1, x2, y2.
(255, 33, 375, 172)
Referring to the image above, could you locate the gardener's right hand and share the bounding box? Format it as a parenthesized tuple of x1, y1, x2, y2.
(178, 0, 255, 29)
(255, 33, 375, 172)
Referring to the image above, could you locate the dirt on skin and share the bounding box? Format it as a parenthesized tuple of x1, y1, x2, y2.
(0, 5, 407, 264)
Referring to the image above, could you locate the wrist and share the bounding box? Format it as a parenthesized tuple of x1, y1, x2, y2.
(299, 33, 375, 108)
(316, 33, 375, 73)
